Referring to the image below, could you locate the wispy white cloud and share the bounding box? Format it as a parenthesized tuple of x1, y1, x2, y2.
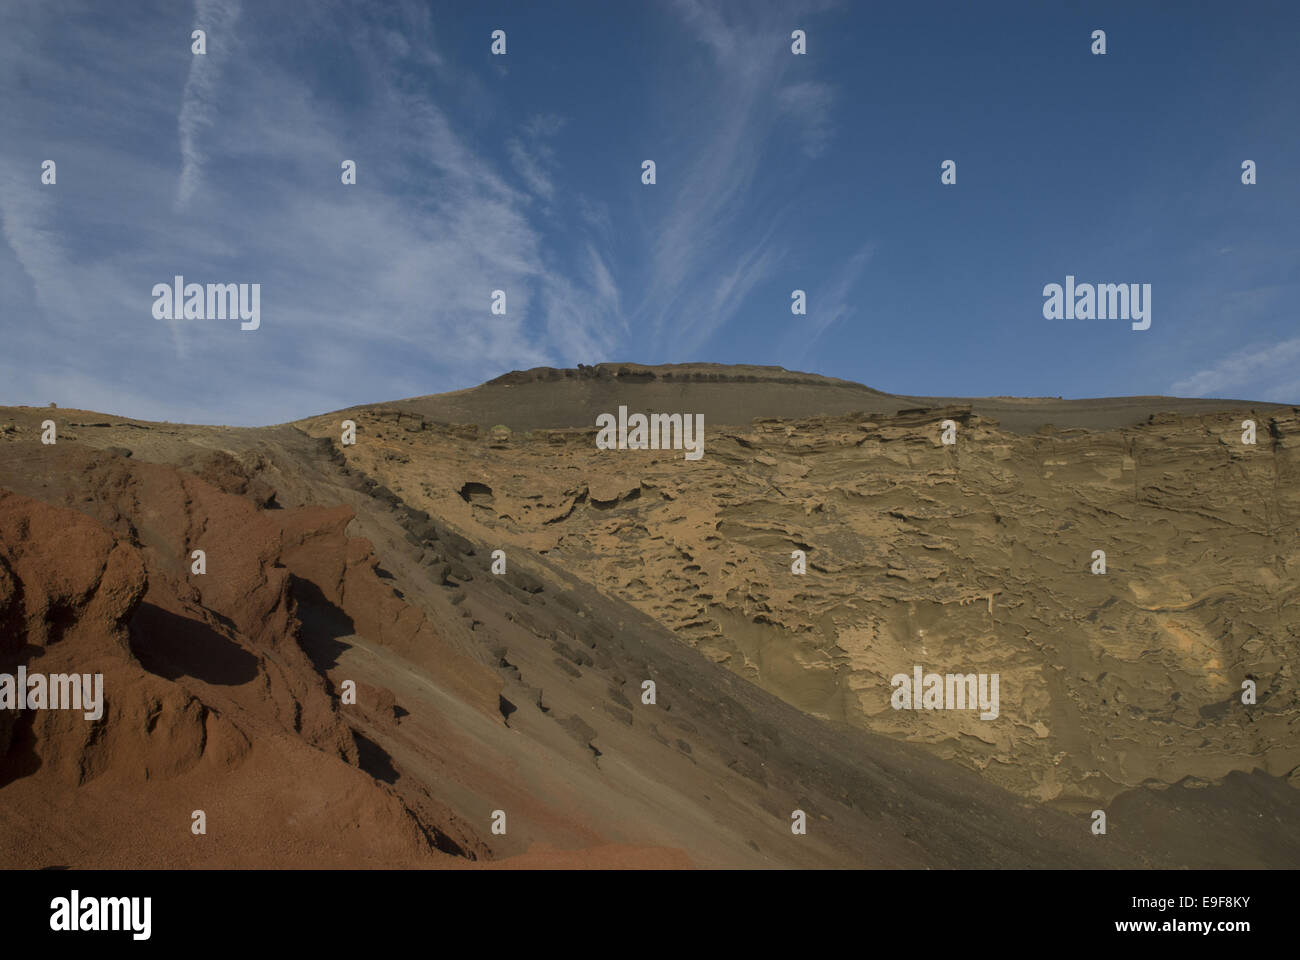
(0, 0, 854, 425)
(176, 0, 242, 210)
(776, 242, 873, 366)
(525, 114, 566, 140)
(776, 80, 835, 158)
(1169, 337, 1300, 403)
(507, 114, 566, 202)
(0, 0, 618, 424)
(507, 139, 556, 202)
(0, 162, 73, 320)
(639, 0, 840, 348)
(810, 243, 873, 338)
(585, 243, 622, 321)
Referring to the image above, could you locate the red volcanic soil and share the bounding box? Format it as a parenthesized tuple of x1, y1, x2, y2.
(0, 447, 489, 867)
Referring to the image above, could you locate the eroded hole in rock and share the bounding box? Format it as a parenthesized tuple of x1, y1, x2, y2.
(129, 603, 258, 687)
(45, 603, 77, 645)
(458, 482, 494, 505)
(352, 731, 399, 785)
(426, 826, 470, 860)
(498, 694, 517, 724)
(288, 575, 355, 674)
(0, 709, 42, 786)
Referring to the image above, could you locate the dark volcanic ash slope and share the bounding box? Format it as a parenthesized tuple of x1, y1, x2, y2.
(1, 363, 1298, 868)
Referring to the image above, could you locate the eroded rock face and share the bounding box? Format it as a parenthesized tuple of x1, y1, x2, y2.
(0, 489, 150, 782)
(0, 452, 489, 867)
(0, 488, 147, 652)
(303, 403, 1300, 805)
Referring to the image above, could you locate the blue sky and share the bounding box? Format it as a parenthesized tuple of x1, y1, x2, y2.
(1, 0, 1296, 425)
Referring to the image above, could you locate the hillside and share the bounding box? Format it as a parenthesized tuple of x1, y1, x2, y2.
(1, 364, 1297, 868)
